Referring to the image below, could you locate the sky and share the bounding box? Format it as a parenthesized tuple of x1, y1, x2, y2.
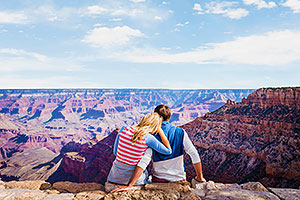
(0, 0, 300, 89)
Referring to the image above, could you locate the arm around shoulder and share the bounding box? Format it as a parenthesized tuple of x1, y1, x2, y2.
(145, 134, 172, 155)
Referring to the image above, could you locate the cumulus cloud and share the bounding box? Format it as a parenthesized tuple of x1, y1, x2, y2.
(205, 1, 249, 19)
(243, 0, 277, 9)
(0, 11, 28, 24)
(193, 3, 204, 14)
(81, 26, 144, 47)
(87, 5, 108, 14)
(282, 0, 300, 13)
(109, 30, 300, 66)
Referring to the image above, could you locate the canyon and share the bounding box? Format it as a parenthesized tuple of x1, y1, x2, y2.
(0, 89, 252, 160)
(0, 88, 299, 191)
(46, 87, 300, 189)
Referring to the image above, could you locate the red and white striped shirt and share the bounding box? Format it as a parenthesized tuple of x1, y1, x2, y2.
(116, 126, 148, 165)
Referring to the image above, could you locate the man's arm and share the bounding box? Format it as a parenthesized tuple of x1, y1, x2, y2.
(110, 148, 153, 193)
(183, 130, 206, 182)
(193, 161, 206, 182)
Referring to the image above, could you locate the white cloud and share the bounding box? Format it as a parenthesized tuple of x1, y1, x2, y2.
(81, 26, 144, 47)
(154, 16, 162, 20)
(176, 21, 189, 27)
(111, 8, 142, 17)
(108, 30, 300, 66)
(193, 3, 204, 14)
(87, 5, 108, 14)
(243, 0, 276, 9)
(282, 0, 300, 13)
(84, 3, 170, 22)
(205, 1, 249, 19)
(94, 23, 105, 27)
(0, 48, 84, 73)
(0, 11, 28, 24)
(110, 18, 122, 21)
(0, 48, 48, 61)
(32, 5, 78, 23)
(130, 0, 146, 2)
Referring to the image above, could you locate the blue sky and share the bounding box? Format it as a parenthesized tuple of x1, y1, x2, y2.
(0, 0, 300, 89)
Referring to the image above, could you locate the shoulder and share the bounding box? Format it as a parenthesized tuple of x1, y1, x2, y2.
(118, 126, 130, 134)
(175, 126, 185, 135)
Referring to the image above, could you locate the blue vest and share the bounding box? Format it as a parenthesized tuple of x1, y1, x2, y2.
(153, 121, 185, 162)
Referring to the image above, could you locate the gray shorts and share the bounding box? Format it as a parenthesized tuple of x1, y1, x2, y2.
(107, 160, 149, 185)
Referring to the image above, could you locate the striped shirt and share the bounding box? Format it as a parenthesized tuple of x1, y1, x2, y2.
(115, 126, 148, 165)
(113, 126, 172, 166)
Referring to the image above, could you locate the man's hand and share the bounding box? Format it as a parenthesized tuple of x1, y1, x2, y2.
(195, 176, 206, 183)
(110, 185, 133, 193)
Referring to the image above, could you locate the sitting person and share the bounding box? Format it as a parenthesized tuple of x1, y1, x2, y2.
(107, 112, 172, 186)
(111, 104, 206, 192)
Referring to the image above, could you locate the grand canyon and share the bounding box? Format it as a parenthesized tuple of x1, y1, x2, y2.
(0, 88, 299, 198)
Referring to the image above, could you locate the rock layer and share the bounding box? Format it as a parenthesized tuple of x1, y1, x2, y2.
(182, 87, 300, 188)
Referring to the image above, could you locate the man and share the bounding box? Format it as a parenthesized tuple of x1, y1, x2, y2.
(111, 104, 206, 192)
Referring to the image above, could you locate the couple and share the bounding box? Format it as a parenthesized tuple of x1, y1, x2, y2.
(107, 104, 206, 192)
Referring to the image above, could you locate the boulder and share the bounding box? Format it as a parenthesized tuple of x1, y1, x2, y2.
(52, 181, 104, 193)
(205, 188, 280, 200)
(268, 188, 300, 200)
(74, 191, 107, 200)
(241, 182, 269, 192)
(191, 180, 279, 200)
(104, 190, 182, 200)
(40, 193, 75, 200)
(105, 180, 200, 200)
(145, 182, 190, 193)
(4, 180, 51, 191)
(104, 181, 143, 193)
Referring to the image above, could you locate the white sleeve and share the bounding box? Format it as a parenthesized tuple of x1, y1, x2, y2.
(137, 148, 153, 170)
(183, 130, 201, 164)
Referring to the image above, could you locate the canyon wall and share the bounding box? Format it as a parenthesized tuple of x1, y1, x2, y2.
(52, 87, 300, 188)
(182, 87, 300, 188)
(0, 89, 252, 182)
(0, 89, 252, 159)
(2, 88, 299, 188)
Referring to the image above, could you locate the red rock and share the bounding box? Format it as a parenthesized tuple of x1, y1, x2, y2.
(182, 87, 300, 188)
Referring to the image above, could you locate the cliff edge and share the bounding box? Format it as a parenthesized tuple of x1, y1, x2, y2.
(1, 179, 299, 200)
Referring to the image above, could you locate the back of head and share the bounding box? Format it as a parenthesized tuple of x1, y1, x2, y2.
(154, 104, 171, 121)
(132, 113, 162, 143)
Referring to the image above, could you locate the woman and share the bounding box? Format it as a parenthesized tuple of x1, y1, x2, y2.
(107, 112, 172, 185)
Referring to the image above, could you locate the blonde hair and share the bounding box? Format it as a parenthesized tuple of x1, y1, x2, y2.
(131, 113, 162, 144)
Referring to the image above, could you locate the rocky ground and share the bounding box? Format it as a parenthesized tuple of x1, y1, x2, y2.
(0, 179, 299, 200)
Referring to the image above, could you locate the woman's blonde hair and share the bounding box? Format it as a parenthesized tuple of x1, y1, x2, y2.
(131, 113, 162, 144)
